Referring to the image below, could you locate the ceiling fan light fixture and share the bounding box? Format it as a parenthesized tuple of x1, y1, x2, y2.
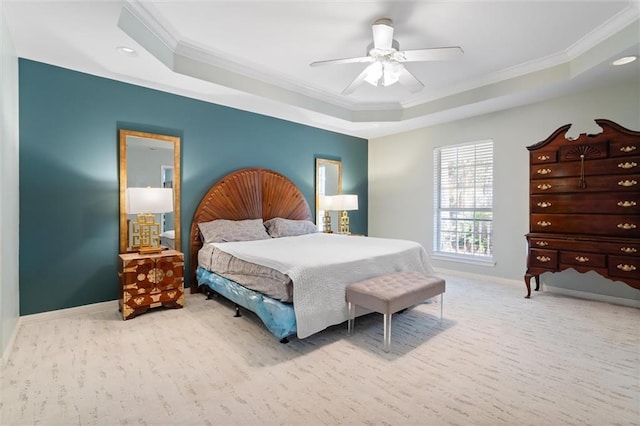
(312, 17, 463, 94)
(382, 62, 401, 87)
(364, 62, 383, 86)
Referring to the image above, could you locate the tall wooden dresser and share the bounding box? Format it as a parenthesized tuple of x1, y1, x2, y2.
(524, 119, 640, 298)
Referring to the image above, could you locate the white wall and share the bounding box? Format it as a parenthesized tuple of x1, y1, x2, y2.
(0, 2, 21, 363)
(369, 78, 640, 300)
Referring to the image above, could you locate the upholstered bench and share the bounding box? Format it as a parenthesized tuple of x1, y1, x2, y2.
(345, 271, 446, 351)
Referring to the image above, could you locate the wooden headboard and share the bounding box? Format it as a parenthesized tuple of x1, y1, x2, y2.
(189, 167, 313, 292)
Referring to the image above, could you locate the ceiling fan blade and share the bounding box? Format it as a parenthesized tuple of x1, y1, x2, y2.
(341, 65, 372, 95)
(372, 18, 394, 50)
(310, 56, 373, 67)
(398, 46, 464, 62)
(396, 65, 424, 93)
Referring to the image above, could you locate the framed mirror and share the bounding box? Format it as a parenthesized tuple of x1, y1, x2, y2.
(119, 129, 181, 253)
(315, 158, 342, 233)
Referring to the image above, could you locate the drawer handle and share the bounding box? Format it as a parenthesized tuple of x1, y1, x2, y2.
(618, 180, 638, 187)
(537, 155, 550, 161)
(620, 145, 637, 153)
(537, 201, 552, 208)
(617, 264, 637, 272)
(536, 256, 551, 263)
(535, 241, 549, 247)
(536, 183, 552, 190)
(575, 256, 589, 263)
(617, 223, 637, 230)
(618, 161, 638, 169)
(618, 201, 637, 207)
(536, 168, 552, 175)
(537, 221, 552, 227)
(621, 247, 637, 254)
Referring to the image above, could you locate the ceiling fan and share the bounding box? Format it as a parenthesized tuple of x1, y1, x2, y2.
(310, 18, 463, 95)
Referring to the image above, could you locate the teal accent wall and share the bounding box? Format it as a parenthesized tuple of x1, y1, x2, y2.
(19, 59, 368, 315)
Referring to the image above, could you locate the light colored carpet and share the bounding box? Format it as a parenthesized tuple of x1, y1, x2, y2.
(1, 273, 638, 425)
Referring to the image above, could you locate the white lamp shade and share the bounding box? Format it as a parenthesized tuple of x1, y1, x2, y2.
(331, 194, 358, 211)
(319, 195, 334, 210)
(126, 187, 174, 214)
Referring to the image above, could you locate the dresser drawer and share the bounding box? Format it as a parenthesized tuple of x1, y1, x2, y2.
(530, 174, 640, 194)
(558, 141, 608, 162)
(559, 251, 606, 268)
(530, 150, 558, 164)
(531, 193, 640, 214)
(531, 214, 640, 237)
(528, 235, 640, 256)
(530, 157, 640, 179)
(529, 249, 558, 269)
(609, 140, 640, 158)
(608, 255, 640, 280)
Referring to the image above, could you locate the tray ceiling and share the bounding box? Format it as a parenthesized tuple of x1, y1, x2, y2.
(4, 1, 639, 138)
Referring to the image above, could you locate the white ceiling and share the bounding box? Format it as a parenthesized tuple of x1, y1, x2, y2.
(4, 0, 639, 139)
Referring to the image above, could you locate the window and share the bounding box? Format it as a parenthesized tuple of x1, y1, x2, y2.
(434, 141, 493, 260)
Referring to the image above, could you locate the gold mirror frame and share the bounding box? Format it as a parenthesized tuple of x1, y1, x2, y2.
(315, 158, 342, 232)
(119, 130, 181, 253)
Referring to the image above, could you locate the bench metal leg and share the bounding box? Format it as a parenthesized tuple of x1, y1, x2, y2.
(383, 313, 392, 352)
(347, 302, 355, 335)
(440, 293, 443, 320)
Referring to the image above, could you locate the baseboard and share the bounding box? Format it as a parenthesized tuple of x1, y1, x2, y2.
(1, 300, 120, 365)
(433, 267, 640, 308)
(20, 300, 119, 326)
(433, 267, 523, 288)
(540, 284, 640, 308)
(1, 316, 21, 368)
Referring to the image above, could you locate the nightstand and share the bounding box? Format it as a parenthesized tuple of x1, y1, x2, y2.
(118, 250, 184, 320)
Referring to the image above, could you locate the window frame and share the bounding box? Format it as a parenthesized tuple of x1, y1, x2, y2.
(433, 140, 495, 264)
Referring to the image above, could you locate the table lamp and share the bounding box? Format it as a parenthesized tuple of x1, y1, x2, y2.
(126, 187, 173, 254)
(319, 195, 335, 233)
(331, 194, 358, 234)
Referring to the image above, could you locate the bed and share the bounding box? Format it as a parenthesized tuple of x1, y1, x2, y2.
(160, 230, 175, 249)
(189, 168, 434, 342)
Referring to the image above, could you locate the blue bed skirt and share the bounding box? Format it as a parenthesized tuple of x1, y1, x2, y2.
(196, 266, 297, 339)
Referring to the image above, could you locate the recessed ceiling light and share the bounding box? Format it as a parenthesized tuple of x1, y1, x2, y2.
(612, 56, 637, 66)
(116, 46, 137, 57)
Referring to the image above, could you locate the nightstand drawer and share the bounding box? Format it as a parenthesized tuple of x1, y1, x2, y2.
(123, 288, 184, 309)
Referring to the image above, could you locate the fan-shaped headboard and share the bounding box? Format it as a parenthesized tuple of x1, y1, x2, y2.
(189, 168, 313, 292)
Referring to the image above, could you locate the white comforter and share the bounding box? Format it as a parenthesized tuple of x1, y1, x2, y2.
(213, 233, 433, 338)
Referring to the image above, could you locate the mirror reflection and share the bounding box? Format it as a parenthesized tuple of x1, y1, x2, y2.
(315, 158, 342, 232)
(119, 130, 181, 253)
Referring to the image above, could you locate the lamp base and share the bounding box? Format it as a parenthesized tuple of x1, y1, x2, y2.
(339, 210, 350, 234)
(138, 246, 164, 255)
(322, 211, 333, 233)
(131, 213, 162, 255)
